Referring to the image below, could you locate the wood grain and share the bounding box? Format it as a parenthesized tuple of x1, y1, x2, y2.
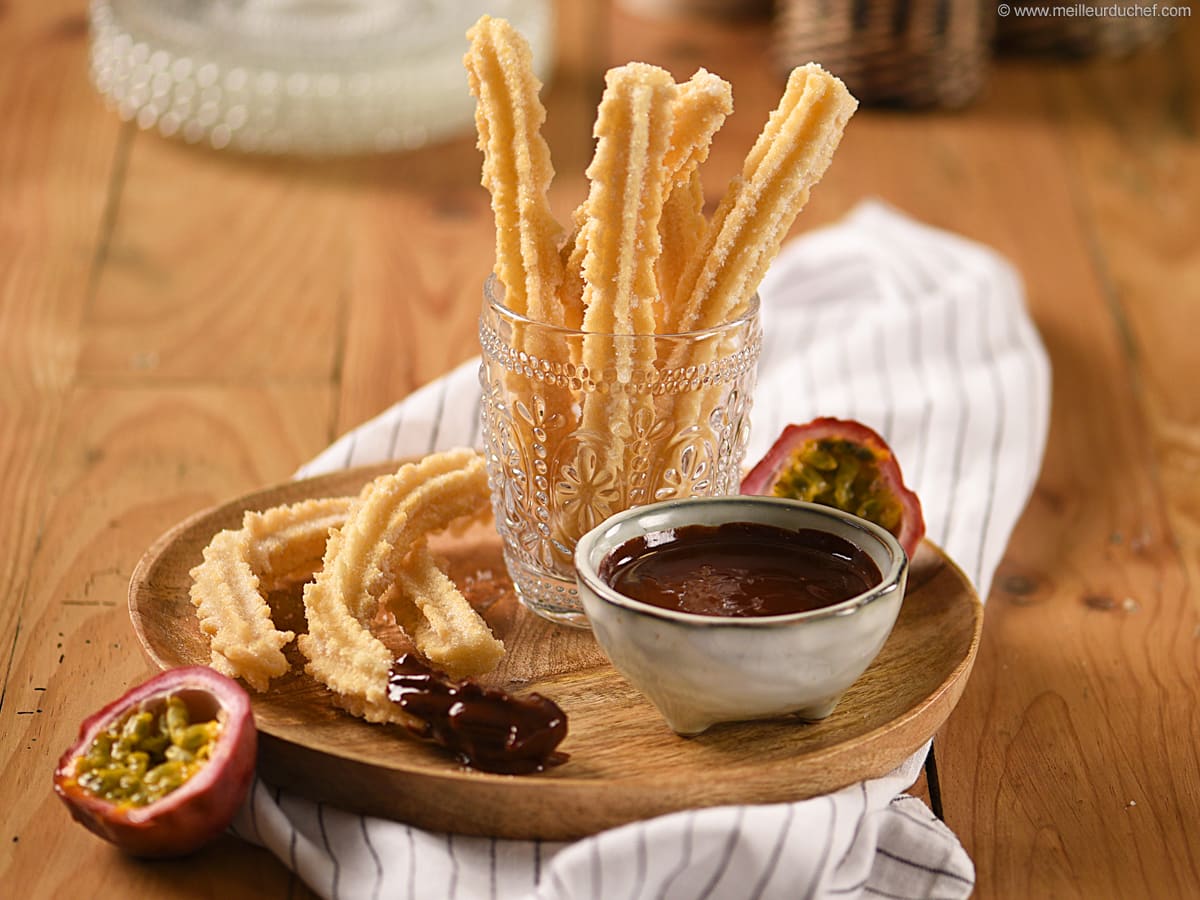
(0, 0, 123, 704)
(0, 386, 331, 898)
(128, 464, 981, 840)
(917, 30, 1200, 896)
(80, 140, 352, 383)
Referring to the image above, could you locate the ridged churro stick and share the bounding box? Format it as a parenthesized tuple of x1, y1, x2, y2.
(190, 529, 296, 693)
(386, 547, 505, 679)
(579, 63, 677, 360)
(189, 497, 354, 692)
(243, 497, 351, 589)
(577, 62, 676, 467)
(566, 70, 728, 336)
(574, 63, 676, 533)
(656, 69, 733, 323)
(656, 170, 708, 329)
(662, 69, 733, 182)
(465, 16, 564, 324)
(298, 450, 492, 723)
(669, 64, 857, 333)
(559, 223, 586, 331)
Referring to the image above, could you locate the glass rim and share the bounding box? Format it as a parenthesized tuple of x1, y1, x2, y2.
(482, 273, 761, 341)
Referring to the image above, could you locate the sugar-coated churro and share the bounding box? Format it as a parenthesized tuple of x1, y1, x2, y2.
(347, 450, 491, 623)
(384, 546, 505, 679)
(297, 449, 496, 723)
(662, 69, 733, 184)
(668, 64, 857, 333)
(190, 530, 294, 692)
(656, 169, 708, 328)
(579, 63, 676, 346)
(558, 226, 586, 332)
(242, 496, 351, 588)
(465, 15, 564, 324)
(190, 498, 351, 692)
(655, 69, 732, 321)
(578, 63, 677, 463)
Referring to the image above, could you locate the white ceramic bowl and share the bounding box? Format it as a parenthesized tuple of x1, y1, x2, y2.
(574, 497, 908, 735)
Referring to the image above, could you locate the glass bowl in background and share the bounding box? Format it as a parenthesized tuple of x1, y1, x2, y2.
(88, 0, 553, 155)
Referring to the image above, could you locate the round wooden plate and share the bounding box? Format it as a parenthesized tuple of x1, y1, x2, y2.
(129, 463, 983, 841)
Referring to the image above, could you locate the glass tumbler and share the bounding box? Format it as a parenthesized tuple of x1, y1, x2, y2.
(479, 277, 763, 627)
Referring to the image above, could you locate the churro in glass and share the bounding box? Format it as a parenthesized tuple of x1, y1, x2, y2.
(465, 16, 854, 625)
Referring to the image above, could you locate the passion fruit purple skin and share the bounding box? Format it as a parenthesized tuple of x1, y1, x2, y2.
(53, 666, 256, 859)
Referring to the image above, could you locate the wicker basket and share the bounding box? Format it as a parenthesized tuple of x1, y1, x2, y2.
(772, 0, 994, 108)
(995, 8, 1177, 57)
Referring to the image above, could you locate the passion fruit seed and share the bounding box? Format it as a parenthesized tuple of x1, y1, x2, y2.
(74, 696, 221, 808)
(772, 438, 903, 534)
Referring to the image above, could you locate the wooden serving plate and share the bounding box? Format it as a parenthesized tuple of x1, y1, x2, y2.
(129, 463, 983, 841)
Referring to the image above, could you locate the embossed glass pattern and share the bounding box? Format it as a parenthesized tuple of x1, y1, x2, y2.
(479, 278, 762, 626)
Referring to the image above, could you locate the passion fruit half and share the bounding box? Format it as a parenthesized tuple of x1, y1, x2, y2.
(742, 417, 926, 559)
(53, 666, 256, 858)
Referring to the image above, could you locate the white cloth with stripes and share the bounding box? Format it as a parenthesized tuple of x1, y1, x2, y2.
(232, 201, 1050, 899)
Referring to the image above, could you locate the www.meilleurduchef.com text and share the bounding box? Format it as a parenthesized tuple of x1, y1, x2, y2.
(996, 3, 1193, 15)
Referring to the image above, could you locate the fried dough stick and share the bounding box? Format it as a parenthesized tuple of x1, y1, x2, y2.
(243, 497, 352, 588)
(298, 450, 494, 723)
(578, 63, 677, 440)
(190, 497, 351, 692)
(656, 171, 707, 330)
(385, 546, 505, 679)
(668, 64, 858, 333)
(465, 15, 564, 324)
(656, 68, 733, 325)
(565, 69, 733, 332)
(559, 219, 588, 332)
(664, 66, 856, 453)
(466, 15, 579, 471)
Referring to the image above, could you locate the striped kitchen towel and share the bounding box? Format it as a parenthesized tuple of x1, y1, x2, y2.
(234, 200, 1051, 899)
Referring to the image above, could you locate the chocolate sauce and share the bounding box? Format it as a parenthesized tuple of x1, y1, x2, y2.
(387, 654, 568, 775)
(600, 522, 882, 618)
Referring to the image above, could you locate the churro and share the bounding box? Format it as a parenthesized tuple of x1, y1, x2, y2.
(465, 15, 564, 324)
(656, 170, 708, 327)
(562, 69, 732, 334)
(189, 498, 350, 692)
(655, 68, 732, 321)
(668, 64, 857, 333)
(242, 496, 351, 588)
(385, 546, 505, 678)
(576, 62, 677, 469)
(662, 69, 733, 184)
(297, 450, 496, 722)
(559, 224, 586, 332)
(579, 63, 676, 346)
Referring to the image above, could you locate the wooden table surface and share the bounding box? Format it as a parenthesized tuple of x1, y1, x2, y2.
(3, 2, 1197, 897)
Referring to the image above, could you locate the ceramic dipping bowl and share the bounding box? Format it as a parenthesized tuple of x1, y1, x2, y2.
(574, 496, 908, 735)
